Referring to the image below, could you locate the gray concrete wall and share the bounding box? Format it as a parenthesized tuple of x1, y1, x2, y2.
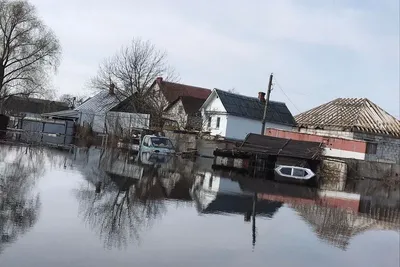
(164, 130, 197, 152)
(319, 159, 348, 191)
(196, 139, 237, 158)
(345, 158, 399, 180)
(353, 132, 400, 164)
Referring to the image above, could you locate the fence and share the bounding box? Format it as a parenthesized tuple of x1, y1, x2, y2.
(16, 117, 75, 145)
(78, 111, 150, 135)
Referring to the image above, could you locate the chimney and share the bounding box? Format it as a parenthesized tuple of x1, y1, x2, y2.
(156, 77, 163, 83)
(258, 92, 266, 102)
(109, 83, 115, 95)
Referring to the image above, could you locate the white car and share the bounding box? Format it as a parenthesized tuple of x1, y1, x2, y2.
(139, 135, 175, 154)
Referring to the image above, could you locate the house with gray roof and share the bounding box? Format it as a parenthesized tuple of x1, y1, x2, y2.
(200, 89, 296, 140)
(43, 86, 149, 134)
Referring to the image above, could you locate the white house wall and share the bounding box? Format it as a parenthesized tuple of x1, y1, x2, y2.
(203, 93, 226, 113)
(202, 92, 227, 136)
(202, 172, 243, 195)
(208, 115, 227, 136)
(323, 148, 366, 160)
(225, 115, 293, 140)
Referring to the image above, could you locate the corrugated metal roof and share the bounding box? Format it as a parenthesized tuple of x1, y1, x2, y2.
(76, 91, 127, 114)
(241, 133, 323, 160)
(295, 98, 400, 137)
(42, 109, 79, 118)
(215, 89, 296, 126)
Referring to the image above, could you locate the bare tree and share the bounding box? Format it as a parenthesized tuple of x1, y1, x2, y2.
(90, 38, 178, 114)
(0, 0, 61, 104)
(59, 93, 86, 109)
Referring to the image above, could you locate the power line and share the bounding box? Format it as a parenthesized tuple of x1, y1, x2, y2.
(273, 77, 302, 114)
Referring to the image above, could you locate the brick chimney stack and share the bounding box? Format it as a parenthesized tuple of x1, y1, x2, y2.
(156, 77, 163, 83)
(258, 92, 266, 102)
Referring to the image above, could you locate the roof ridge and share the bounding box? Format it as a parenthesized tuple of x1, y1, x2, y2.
(214, 88, 286, 104)
(162, 80, 211, 90)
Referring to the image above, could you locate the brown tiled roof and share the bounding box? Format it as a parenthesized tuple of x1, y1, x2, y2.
(165, 96, 205, 115)
(295, 98, 400, 137)
(157, 79, 211, 103)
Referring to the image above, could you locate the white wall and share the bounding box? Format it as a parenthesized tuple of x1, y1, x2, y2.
(201, 92, 227, 135)
(323, 148, 366, 160)
(202, 173, 243, 195)
(225, 115, 293, 140)
(208, 114, 227, 136)
(79, 112, 106, 133)
(203, 93, 226, 113)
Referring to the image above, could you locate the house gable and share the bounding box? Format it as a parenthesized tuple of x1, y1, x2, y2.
(201, 90, 227, 113)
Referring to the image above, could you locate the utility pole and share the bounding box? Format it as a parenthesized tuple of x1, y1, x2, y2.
(261, 73, 273, 135)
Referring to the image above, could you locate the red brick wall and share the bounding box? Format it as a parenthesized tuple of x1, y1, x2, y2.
(265, 128, 367, 153)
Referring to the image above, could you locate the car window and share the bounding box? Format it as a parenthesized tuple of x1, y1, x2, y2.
(143, 137, 149, 147)
(151, 137, 173, 149)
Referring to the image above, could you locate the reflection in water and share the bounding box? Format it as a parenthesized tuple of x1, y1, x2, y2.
(74, 148, 195, 250)
(192, 170, 400, 251)
(0, 146, 44, 254)
(72, 147, 400, 252)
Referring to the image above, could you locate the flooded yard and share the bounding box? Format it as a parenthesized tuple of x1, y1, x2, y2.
(0, 144, 399, 267)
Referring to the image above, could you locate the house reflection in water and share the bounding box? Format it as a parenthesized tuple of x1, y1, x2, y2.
(191, 171, 282, 248)
(72, 147, 196, 250)
(191, 170, 400, 251)
(71, 147, 400, 251)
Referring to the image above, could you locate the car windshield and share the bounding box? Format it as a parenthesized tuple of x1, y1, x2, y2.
(150, 137, 174, 149)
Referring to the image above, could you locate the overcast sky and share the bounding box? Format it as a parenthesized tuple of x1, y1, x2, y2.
(31, 0, 399, 117)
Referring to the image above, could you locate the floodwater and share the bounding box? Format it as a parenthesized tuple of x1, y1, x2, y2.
(0, 145, 399, 267)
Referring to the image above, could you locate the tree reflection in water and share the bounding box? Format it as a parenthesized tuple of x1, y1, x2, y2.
(0, 146, 44, 254)
(74, 149, 175, 250)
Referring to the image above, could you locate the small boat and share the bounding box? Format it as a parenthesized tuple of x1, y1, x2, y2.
(274, 165, 316, 185)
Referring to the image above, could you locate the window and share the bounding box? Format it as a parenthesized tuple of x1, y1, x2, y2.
(207, 117, 211, 128)
(216, 117, 220, 129)
(143, 137, 149, 147)
(366, 142, 377, 154)
(280, 167, 292, 175)
(150, 137, 174, 149)
(293, 168, 306, 177)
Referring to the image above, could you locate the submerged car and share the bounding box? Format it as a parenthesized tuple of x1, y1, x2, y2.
(139, 135, 175, 154)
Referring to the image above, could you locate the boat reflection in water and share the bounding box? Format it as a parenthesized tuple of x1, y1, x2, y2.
(71, 147, 400, 251)
(191, 170, 400, 251)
